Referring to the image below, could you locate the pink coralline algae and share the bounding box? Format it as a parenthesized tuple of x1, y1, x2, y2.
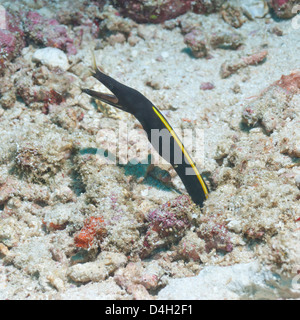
(112, 0, 225, 23)
(16, 77, 65, 113)
(242, 71, 300, 134)
(197, 223, 233, 253)
(22, 11, 77, 55)
(270, 0, 300, 19)
(275, 71, 300, 95)
(114, 262, 159, 299)
(184, 28, 208, 58)
(141, 195, 194, 258)
(112, 0, 191, 24)
(220, 50, 268, 78)
(0, 11, 25, 74)
(200, 82, 215, 91)
(184, 28, 244, 59)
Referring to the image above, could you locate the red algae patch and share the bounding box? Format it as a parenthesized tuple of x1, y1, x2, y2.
(74, 216, 107, 249)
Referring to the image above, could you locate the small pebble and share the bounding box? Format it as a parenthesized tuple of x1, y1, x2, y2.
(107, 33, 126, 46)
(0, 243, 9, 256)
(32, 47, 69, 71)
(232, 84, 241, 93)
(161, 51, 169, 59)
(270, 26, 283, 36)
(295, 175, 300, 188)
(200, 82, 215, 90)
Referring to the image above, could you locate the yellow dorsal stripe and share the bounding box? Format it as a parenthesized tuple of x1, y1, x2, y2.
(152, 106, 208, 198)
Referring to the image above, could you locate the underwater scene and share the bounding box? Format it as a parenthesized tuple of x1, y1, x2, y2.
(0, 0, 299, 300)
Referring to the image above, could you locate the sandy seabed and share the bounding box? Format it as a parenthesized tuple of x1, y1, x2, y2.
(0, 0, 299, 300)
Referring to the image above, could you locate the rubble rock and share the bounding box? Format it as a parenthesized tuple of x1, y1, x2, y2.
(0, 11, 25, 74)
(112, 0, 225, 24)
(270, 0, 300, 19)
(32, 47, 70, 71)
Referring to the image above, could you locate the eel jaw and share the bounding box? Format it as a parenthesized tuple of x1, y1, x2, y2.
(81, 88, 124, 110)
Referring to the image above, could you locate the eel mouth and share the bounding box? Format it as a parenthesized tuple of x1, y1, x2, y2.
(81, 88, 125, 110)
(81, 88, 118, 105)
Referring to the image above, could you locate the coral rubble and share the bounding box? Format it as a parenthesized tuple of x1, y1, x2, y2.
(112, 0, 226, 23)
(0, 11, 25, 74)
(0, 0, 299, 301)
(270, 0, 300, 19)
